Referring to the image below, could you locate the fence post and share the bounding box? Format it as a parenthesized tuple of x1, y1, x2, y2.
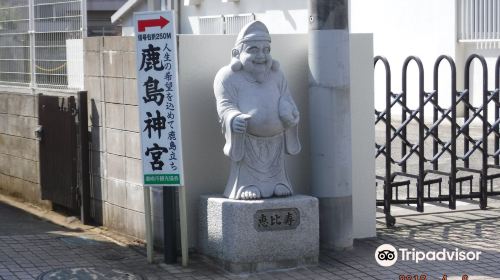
(450, 59, 458, 210)
(401, 70, 408, 174)
(402, 56, 425, 213)
(384, 59, 393, 226)
(495, 57, 500, 166)
(480, 58, 489, 210)
(463, 63, 471, 169)
(374, 56, 395, 227)
(28, 0, 35, 89)
(464, 54, 488, 209)
(433, 56, 457, 209)
(432, 74, 439, 172)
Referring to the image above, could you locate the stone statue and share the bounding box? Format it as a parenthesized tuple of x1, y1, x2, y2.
(213, 21, 301, 200)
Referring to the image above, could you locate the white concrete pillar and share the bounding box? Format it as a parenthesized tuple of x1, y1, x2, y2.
(308, 0, 353, 250)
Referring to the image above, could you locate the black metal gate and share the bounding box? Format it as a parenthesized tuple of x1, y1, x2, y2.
(375, 54, 500, 227)
(38, 92, 90, 223)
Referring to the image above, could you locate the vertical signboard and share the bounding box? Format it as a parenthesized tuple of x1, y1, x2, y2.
(134, 11, 184, 187)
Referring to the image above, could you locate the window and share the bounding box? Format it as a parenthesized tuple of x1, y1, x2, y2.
(458, 0, 500, 41)
(198, 13, 255, 34)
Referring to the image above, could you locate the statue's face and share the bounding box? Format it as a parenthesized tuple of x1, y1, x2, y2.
(238, 40, 272, 75)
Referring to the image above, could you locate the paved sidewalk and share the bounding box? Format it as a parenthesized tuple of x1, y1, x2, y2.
(1, 195, 500, 280)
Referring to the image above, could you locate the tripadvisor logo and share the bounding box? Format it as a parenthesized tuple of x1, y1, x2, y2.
(375, 244, 482, 267)
(375, 244, 398, 267)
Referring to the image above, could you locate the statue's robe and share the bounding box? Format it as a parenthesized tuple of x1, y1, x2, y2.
(213, 65, 301, 199)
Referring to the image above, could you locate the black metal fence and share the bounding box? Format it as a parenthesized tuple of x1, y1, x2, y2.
(374, 54, 500, 227)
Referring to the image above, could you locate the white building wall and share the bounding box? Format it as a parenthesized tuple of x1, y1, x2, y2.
(180, 0, 308, 34)
(119, 1, 150, 36)
(350, 0, 458, 114)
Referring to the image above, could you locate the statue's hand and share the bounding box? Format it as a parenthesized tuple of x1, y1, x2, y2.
(283, 109, 299, 128)
(231, 114, 251, 134)
(279, 96, 299, 128)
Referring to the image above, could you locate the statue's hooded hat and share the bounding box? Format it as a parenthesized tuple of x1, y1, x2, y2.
(235, 21, 271, 46)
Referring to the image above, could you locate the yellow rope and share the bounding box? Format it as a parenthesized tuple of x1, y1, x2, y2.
(35, 62, 67, 72)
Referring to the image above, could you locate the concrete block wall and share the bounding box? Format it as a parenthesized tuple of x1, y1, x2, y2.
(0, 92, 47, 207)
(84, 36, 167, 243)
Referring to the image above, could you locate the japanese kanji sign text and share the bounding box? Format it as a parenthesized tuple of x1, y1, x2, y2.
(134, 11, 183, 187)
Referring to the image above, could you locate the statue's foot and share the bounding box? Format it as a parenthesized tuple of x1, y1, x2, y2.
(274, 184, 292, 197)
(238, 186, 261, 200)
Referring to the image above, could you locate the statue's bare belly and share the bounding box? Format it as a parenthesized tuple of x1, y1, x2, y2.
(238, 82, 284, 137)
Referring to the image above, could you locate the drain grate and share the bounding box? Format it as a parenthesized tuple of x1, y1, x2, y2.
(37, 267, 144, 280)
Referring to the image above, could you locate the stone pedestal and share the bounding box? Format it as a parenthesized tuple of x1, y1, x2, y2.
(198, 195, 319, 273)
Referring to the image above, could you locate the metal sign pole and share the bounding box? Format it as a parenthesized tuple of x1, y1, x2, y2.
(77, 91, 91, 224)
(179, 186, 188, 266)
(144, 185, 154, 263)
(163, 187, 177, 263)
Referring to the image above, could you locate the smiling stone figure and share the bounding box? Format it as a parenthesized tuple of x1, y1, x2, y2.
(213, 21, 301, 200)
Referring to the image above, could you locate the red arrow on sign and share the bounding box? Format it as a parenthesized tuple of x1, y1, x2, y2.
(138, 16, 169, 32)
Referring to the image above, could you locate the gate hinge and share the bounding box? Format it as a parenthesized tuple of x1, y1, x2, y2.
(34, 125, 43, 141)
